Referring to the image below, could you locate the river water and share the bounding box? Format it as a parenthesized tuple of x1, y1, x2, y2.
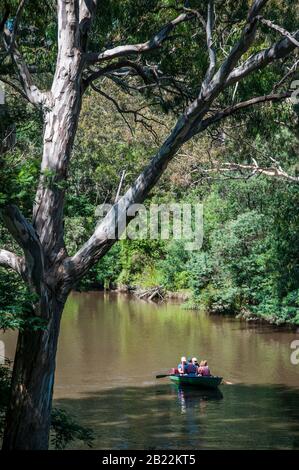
(2, 292, 299, 449)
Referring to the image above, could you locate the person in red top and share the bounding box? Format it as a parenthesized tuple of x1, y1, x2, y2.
(197, 360, 211, 376)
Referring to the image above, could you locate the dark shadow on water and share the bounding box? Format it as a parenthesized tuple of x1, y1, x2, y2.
(54, 383, 299, 450)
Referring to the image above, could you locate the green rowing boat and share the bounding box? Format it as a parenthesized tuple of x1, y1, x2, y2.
(169, 374, 222, 389)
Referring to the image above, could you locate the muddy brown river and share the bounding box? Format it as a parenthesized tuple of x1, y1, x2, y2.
(1, 291, 299, 449)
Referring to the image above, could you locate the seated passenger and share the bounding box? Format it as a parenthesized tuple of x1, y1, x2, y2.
(186, 357, 197, 374)
(192, 357, 199, 368)
(197, 360, 211, 376)
(178, 356, 187, 374)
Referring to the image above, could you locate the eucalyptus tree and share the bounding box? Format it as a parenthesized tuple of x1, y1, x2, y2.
(0, 0, 298, 449)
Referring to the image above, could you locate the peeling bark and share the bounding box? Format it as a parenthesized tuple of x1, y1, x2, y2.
(32, 1, 84, 264)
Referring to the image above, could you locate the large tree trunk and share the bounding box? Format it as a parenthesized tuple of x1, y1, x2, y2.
(2, 80, 82, 449)
(1, 86, 81, 448)
(2, 3, 84, 450)
(2, 293, 65, 450)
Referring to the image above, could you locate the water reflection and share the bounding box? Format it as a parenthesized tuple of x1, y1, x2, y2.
(173, 386, 223, 414)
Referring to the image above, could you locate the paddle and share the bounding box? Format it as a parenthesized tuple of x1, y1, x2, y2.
(156, 374, 174, 379)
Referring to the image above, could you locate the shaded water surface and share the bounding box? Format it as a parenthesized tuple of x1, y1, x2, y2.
(2, 292, 299, 449)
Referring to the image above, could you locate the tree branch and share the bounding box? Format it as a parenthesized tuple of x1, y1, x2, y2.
(0, 76, 31, 102)
(204, 161, 299, 184)
(190, 91, 291, 137)
(2, 0, 46, 106)
(83, 59, 151, 89)
(90, 82, 164, 141)
(9, 47, 45, 105)
(204, 0, 268, 97)
(79, 0, 97, 52)
(3, 0, 26, 57)
(1, 205, 44, 294)
(85, 12, 196, 64)
(202, 0, 216, 89)
(226, 30, 299, 87)
(0, 249, 24, 276)
(257, 16, 299, 48)
(272, 59, 299, 92)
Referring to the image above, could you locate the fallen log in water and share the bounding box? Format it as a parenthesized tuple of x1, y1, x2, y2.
(135, 286, 165, 301)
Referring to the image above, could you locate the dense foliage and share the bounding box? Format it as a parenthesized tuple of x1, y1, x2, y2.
(56, 88, 299, 326)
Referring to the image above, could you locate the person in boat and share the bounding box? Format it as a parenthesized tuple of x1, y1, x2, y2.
(197, 360, 211, 376)
(186, 356, 197, 375)
(192, 357, 199, 368)
(178, 356, 187, 374)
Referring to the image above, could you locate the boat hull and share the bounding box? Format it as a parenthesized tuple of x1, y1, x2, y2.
(169, 374, 222, 389)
